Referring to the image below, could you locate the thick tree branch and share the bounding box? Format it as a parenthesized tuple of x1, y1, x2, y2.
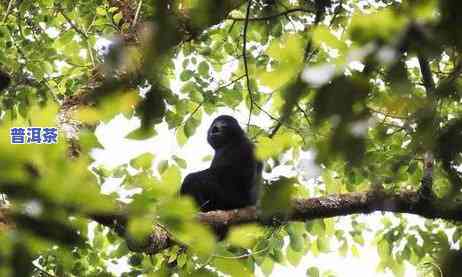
(90, 189, 462, 254)
(417, 54, 436, 94)
(417, 53, 436, 198)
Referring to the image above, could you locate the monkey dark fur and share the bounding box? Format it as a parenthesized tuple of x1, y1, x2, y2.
(180, 115, 261, 212)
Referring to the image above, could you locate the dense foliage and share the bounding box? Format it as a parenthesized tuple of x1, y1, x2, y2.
(1, 0, 462, 276)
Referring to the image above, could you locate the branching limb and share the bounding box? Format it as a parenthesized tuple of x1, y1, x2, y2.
(89, 188, 462, 255)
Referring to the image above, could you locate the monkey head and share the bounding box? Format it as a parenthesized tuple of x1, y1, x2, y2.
(207, 115, 245, 149)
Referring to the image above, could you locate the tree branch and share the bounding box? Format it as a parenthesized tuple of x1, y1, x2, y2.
(242, 0, 255, 129)
(57, 7, 89, 40)
(90, 189, 462, 254)
(417, 54, 435, 94)
(417, 53, 436, 198)
(227, 8, 313, 21)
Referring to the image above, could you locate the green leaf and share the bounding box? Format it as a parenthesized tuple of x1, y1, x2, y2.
(180, 70, 194, 81)
(113, 12, 123, 25)
(287, 223, 306, 252)
(173, 155, 187, 169)
(161, 165, 181, 195)
(126, 127, 156, 140)
(184, 117, 199, 138)
(287, 246, 303, 266)
(312, 25, 346, 51)
(96, 7, 106, 16)
(339, 241, 348, 257)
(259, 177, 296, 219)
(317, 236, 330, 252)
(176, 127, 188, 146)
(224, 42, 234, 55)
(306, 267, 320, 277)
(260, 258, 274, 276)
(227, 224, 264, 249)
(198, 61, 209, 76)
(113, 242, 130, 258)
(222, 88, 242, 108)
(130, 153, 154, 170)
(190, 89, 204, 102)
(177, 253, 187, 268)
(157, 160, 169, 174)
(127, 215, 153, 241)
(256, 132, 300, 160)
(289, 233, 304, 252)
(257, 33, 305, 89)
(349, 9, 407, 44)
(59, 31, 75, 45)
(270, 248, 285, 264)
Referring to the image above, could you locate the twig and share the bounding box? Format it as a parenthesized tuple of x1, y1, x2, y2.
(328, 0, 343, 28)
(212, 244, 269, 259)
(228, 19, 236, 33)
(227, 8, 312, 21)
(368, 107, 410, 120)
(86, 14, 98, 33)
(269, 121, 283, 138)
(86, 41, 96, 67)
(215, 74, 245, 92)
(32, 263, 55, 277)
(132, 0, 143, 28)
(2, 0, 14, 23)
(267, 1, 331, 137)
(242, 0, 254, 130)
(277, 1, 297, 31)
(182, 75, 246, 127)
(58, 7, 89, 40)
(183, 102, 203, 125)
(211, 227, 278, 260)
(296, 104, 312, 125)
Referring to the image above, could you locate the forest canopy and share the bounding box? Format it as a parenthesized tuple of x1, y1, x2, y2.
(1, 0, 462, 276)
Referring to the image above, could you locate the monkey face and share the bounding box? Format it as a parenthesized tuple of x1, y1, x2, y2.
(207, 115, 244, 149)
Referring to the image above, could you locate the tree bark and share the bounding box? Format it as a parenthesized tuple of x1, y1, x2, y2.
(90, 189, 462, 254)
